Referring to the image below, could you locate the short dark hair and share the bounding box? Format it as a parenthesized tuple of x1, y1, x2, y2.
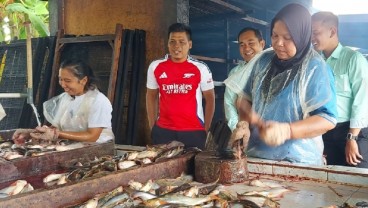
(60, 59, 98, 91)
(237, 27, 263, 42)
(168, 23, 192, 40)
(312, 11, 339, 29)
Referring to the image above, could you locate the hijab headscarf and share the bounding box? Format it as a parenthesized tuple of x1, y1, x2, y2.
(271, 3, 312, 71)
(262, 3, 312, 96)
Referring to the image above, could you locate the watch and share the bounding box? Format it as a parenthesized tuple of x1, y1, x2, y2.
(346, 133, 358, 141)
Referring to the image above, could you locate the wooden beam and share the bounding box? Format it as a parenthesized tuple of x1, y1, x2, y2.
(191, 28, 223, 33)
(191, 55, 226, 63)
(209, 0, 243, 13)
(177, 0, 189, 24)
(191, 12, 243, 23)
(242, 15, 269, 26)
(192, 34, 224, 42)
(107, 24, 124, 103)
(59, 35, 115, 44)
(48, 29, 64, 99)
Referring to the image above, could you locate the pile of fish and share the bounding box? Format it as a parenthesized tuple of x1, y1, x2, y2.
(71, 175, 295, 208)
(0, 180, 34, 199)
(0, 139, 84, 160)
(43, 141, 188, 186)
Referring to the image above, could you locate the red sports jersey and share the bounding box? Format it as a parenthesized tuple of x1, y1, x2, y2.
(147, 55, 214, 131)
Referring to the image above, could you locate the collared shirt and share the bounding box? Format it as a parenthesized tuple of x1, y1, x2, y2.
(324, 43, 368, 128)
(224, 61, 247, 131)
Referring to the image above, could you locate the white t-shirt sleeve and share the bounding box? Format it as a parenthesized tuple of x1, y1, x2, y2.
(146, 61, 159, 89)
(88, 93, 112, 128)
(199, 63, 214, 91)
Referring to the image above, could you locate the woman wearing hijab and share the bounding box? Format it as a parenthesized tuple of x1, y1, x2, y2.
(224, 3, 337, 165)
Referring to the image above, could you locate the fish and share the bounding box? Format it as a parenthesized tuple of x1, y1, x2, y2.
(55, 142, 84, 151)
(140, 180, 159, 192)
(118, 160, 137, 170)
(237, 194, 280, 208)
(126, 152, 138, 160)
(155, 174, 193, 188)
(100, 193, 130, 208)
(5, 153, 23, 160)
(158, 141, 185, 149)
(201, 201, 216, 208)
(57, 175, 69, 185)
(142, 158, 152, 164)
(99, 155, 114, 161)
(136, 150, 158, 159)
(19, 183, 34, 194)
(209, 189, 220, 196)
(80, 197, 99, 208)
(239, 187, 293, 200)
(132, 191, 157, 201)
(265, 187, 293, 199)
(45, 145, 57, 150)
(228, 199, 262, 208)
(155, 146, 184, 162)
(249, 179, 283, 188)
(183, 186, 199, 197)
(0, 180, 28, 196)
(164, 183, 192, 195)
(193, 179, 219, 195)
(218, 189, 237, 201)
(67, 169, 84, 182)
(43, 173, 66, 183)
(75, 162, 84, 167)
(145, 194, 217, 207)
(0, 193, 8, 198)
(101, 161, 117, 172)
(31, 152, 48, 156)
(97, 186, 123, 207)
(156, 203, 192, 208)
(128, 180, 143, 190)
(356, 202, 368, 207)
(0, 141, 12, 149)
(27, 144, 44, 149)
(81, 166, 102, 179)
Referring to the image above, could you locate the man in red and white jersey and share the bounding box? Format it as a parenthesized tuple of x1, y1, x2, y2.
(146, 23, 215, 149)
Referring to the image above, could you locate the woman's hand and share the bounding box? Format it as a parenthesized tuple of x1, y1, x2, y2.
(30, 125, 59, 140)
(12, 129, 35, 144)
(228, 121, 250, 148)
(259, 121, 291, 146)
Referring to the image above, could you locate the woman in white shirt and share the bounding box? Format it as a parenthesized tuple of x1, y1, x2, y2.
(14, 60, 114, 143)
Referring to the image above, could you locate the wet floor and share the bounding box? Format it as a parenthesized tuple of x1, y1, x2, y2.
(223, 174, 368, 207)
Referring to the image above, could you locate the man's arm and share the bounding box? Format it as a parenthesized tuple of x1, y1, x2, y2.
(203, 89, 215, 132)
(345, 52, 368, 165)
(146, 88, 159, 129)
(224, 87, 239, 131)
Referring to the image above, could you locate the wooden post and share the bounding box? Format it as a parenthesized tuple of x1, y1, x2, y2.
(107, 24, 123, 103)
(48, 29, 64, 99)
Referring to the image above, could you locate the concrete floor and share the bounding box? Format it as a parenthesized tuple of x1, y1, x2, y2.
(222, 174, 368, 207)
(229, 157, 368, 207)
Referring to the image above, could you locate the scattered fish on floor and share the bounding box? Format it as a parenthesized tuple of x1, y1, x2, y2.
(0, 180, 33, 198)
